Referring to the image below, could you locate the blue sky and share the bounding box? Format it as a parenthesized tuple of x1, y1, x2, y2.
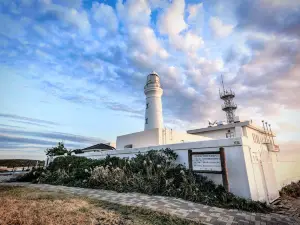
(0, 0, 300, 159)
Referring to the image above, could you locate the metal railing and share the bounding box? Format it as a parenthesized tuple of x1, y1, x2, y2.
(221, 103, 237, 110)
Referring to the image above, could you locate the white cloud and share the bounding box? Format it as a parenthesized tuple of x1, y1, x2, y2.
(157, 0, 187, 37)
(40, 2, 91, 34)
(128, 26, 168, 58)
(116, 0, 168, 59)
(187, 3, 204, 33)
(117, 0, 151, 26)
(209, 16, 234, 38)
(169, 31, 204, 53)
(157, 1, 204, 54)
(92, 2, 118, 33)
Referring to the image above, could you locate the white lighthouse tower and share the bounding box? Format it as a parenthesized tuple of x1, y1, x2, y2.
(144, 71, 163, 130)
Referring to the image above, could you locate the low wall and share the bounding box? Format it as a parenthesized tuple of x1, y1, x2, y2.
(80, 137, 252, 199)
(272, 151, 300, 189)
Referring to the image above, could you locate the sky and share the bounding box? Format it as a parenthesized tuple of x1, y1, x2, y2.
(0, 0, 299, 160)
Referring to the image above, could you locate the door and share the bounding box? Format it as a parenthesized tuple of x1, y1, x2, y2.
(260, 151, 279, 203)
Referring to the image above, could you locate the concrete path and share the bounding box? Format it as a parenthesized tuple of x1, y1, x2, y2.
(1, 182, 300, 225)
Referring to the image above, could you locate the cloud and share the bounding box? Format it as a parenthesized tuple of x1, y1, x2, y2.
(0, 134, 59, 146)
(92, 2, 118, 34)
(187, 3, 204, 34)
(8, 120, 51, 128)
(235, 0, 300, 37)
(39, 1, 91, 34)
(117, 0, 151, 26)
(0, 123, 24, 129)
(0, 113, 59, 126)
(0, 127, 104, 144)
(209, 16, 234, 38)
(170, 31, 204, 53)
(157, 0, 204, 54)
(127, 26, 169, 58)
(158, 0, 187, 37)
(1, 0, 300, 156)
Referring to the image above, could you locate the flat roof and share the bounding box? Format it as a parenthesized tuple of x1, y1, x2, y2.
(187, 120, 276, 136)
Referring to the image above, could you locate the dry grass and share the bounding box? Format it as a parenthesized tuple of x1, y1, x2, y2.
(0, 186, 200, 225)
(0, 186, 127, 225)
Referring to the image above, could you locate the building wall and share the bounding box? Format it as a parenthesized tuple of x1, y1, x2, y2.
(159, 128, 212, 145)
(245, 127, 270, 144)
(116, 129, 160, 149)
(116, 128, 211, 149)
(241, 138, 269, 202)
(82, 137, 252, 200)
(271, 151, 300, 189)
(191, 128, 237, 139)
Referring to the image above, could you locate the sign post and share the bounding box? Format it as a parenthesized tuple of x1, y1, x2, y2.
(188, 148, 229, 191)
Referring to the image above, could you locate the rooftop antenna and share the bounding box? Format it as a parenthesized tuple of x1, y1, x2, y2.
(221, 74, 225, 93)
(265, 122, 271, 143)
(262, 120, 268, 143)
(269, 123, 275, 145)
(219, 75, 237, 123)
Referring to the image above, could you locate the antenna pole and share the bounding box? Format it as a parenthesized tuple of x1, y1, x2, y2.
(219, 74, 237, 124)
(269, 124, 275, 145)
(262, 120, 267, 143)
(221, 74, 225, 92)
(265, 122, 271, 143)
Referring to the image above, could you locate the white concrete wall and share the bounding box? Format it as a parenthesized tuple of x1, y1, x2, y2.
(245, 127, 270, 144)
(116, 128, 160, 149)
(272, 151, 300, 188)
(241, 136, 281, 202)
(82, 137, 252, 200)
(159, 128, 212, 145)
(241, 139, 269, 202)
(192, 128, 235, 139)
(116, 128, 211, 150)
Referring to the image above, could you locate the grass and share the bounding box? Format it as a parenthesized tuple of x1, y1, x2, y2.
(0, 185, 202, 225)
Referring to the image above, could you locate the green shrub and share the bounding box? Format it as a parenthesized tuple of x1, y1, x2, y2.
(280, 181, 300, 198)
(16, 167, 46, 183)
(18, 148, 270, 213)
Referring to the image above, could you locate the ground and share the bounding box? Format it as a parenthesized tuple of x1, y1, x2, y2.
(272, 196, 300, 218)
(2, 182, 300, 225)
(0, 185, 198, 225)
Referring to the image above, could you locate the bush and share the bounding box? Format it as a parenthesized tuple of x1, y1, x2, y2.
(16, 167, 46, 183)
(17, 149, 270, 212)
(280, 181, 300, 198)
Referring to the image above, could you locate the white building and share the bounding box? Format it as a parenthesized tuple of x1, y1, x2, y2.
(47, 71, 300, 204)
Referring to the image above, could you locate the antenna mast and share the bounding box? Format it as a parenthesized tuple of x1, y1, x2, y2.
(219, 75, 237, 123)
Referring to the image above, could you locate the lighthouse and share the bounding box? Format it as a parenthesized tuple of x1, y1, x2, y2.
(144, 71, 163, 130)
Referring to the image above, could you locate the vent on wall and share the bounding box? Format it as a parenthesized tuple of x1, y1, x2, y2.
(124, 144, 133, 148)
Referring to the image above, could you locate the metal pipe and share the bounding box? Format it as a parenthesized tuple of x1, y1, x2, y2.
(269, 124, 275, 145)
(265, 122, 271, 143)
(262, 120, 268, 143)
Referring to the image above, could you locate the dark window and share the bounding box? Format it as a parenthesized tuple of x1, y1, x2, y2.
(226, 131, 234, 138)
(146, 103, 149, 109)
(145, 118, 148, 124)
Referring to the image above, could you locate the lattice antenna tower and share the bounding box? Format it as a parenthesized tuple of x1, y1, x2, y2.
(219, 75, 237, 123)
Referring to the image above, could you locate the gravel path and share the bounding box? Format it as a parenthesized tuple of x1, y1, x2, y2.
(1, 182, 300, 225)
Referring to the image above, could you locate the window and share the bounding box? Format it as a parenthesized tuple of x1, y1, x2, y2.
(146, 103, 149, 109)
(226, 130, 235, 138)
(145, 118, 148, 124)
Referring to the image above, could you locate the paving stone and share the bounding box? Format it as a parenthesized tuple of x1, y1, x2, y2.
(1, 182, 300, 225)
